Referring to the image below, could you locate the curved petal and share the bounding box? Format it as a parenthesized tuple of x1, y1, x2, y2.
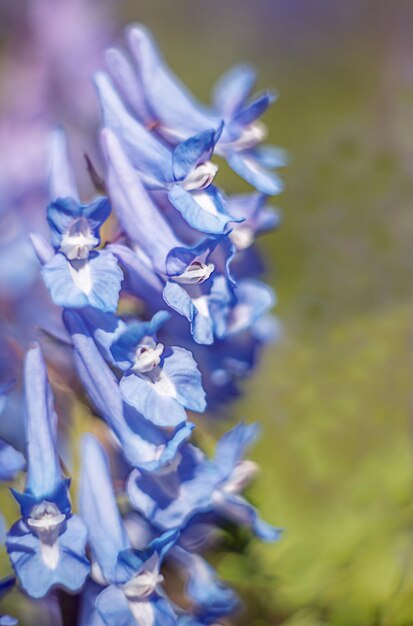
(171, 546, 237, 618)
(226, 150, 283, 195)
(6, 515, 89, 599)
(120, 374, 187, 429)
(212, 64, 256, 118)
(168, 185, 234, 235)
(172, 127, 222, 181)
(42, 251, 123, 313)
(161, 347, 206, 413)
(214, 493, 281, 542)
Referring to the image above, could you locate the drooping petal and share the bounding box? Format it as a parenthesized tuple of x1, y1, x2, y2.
(42, 251, 123, 312)
(226, 150, 284, 195)
(96, 584, 177, 626)
(232, 92, 276, 127)
(6, 515, 89, 599)
(161, 347, 206, 413)
(162, 282, 214, 345)
(80, 436, 131, 584)
(171, 546, 238, 619)
(120, 372, 188, 429)
(168, 185, 235, 235)
(213, 492, 281, 542)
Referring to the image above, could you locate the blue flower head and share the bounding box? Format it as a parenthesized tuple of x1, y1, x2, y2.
(105, 25, 286, 195)
(80, 435, 179, 626)
(47, 196, 110, 261)
(96, 72, 240, 236)
(128, 423, 281, 542)
(39, 129, 123, 312)
(63, 310, 194, 472)
(6, 344, 89, 599)
(108, 310, 206, 428)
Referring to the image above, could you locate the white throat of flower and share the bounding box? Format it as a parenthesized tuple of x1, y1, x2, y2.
(60, 219, 99, 260)
(172, 260, 215, 285)
(230, 121, 267, 151)
(132, 337, 164, 374)
(181, 161, 218, 191)
(123, 555, 163, 602)
(27, 501, 66, 569)
(221, 460, 259, 495)
(229, 225, 255, 250)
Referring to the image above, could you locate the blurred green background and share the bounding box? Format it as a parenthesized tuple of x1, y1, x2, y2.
(1, 1, 412, 624)
(118, 1, 411, 624)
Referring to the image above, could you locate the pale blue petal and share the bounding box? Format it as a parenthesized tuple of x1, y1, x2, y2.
(168, 185, 234, 235)
(212, 64, 256, 118)
(232, 92, 275, 127)
(80, 435, 131, 583)
(162, 282, 214, 345)
(127, 25, 216, 140)
(120, 374, 187, 428)
(161, 347, 206, 413)
(171, 546, 237, 618)
(95, 72, 173, 184)
(48, 128, 79, 202)
(42, 251, 123, 313)
(172, 127, 222, 181)
(101, 129, 180, 270)
(24, 344, 61, 500)
(6, 515, 89, 599)
(227, 150, 284, 195)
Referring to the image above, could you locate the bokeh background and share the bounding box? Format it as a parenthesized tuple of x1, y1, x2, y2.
(0, 1, 412, 624)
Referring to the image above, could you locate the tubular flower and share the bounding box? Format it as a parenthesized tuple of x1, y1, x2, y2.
(6, 345, 89, 598)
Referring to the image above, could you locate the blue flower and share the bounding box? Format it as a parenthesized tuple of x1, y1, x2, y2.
(170, 546, 238, 621)
(105, 26, 285, 195)
(0, 383, 25, 482)
(96, 73, 238, 235)
(162, 235, 236, 345)
(6, 344, 89, 599)
(63, 310, 193, 472)
(80, 435, 179, 626)
(38, 130, 123, 312)
(127, 423, 281, 542)
(109, 311, 206, 428)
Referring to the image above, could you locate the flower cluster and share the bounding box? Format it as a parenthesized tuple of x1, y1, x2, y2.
(0, 24, 283, 626)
